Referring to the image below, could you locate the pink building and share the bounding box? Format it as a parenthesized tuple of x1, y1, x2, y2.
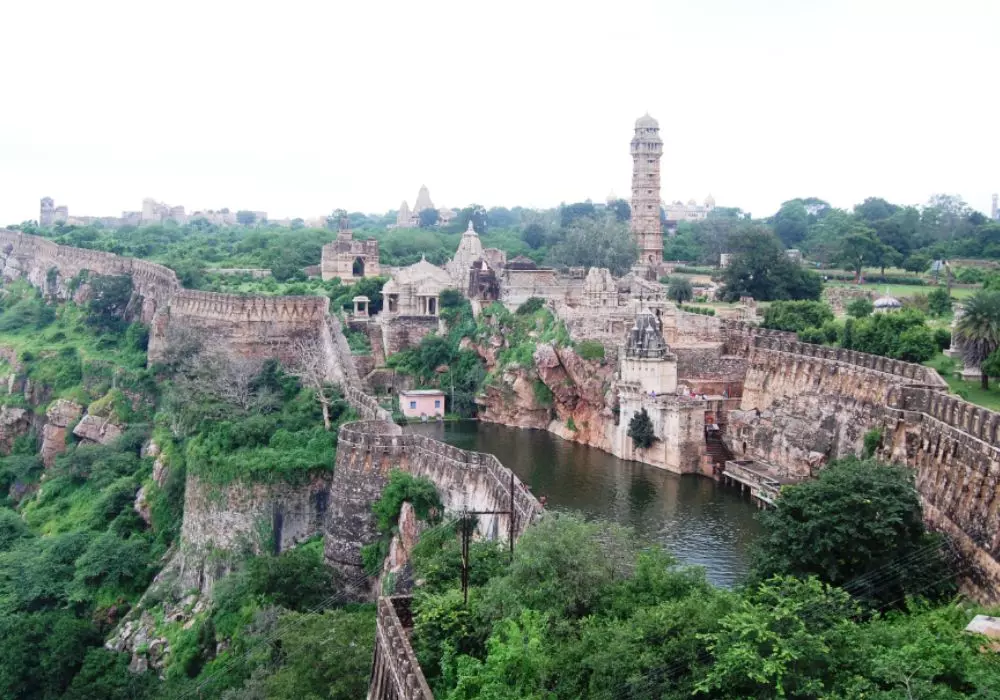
(399, 390, 445, 419)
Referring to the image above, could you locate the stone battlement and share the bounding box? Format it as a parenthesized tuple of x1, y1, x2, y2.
(167, 289, 329, 322)
(369, 597, 434, 700)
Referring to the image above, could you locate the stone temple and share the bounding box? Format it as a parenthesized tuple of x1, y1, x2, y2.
(630, 113, 664, 272)
(320, 216, 381, 281)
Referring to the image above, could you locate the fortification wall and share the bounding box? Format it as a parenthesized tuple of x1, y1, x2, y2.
(176, 472, 334, 594)
(369, 597, 434, 700)
(381, 316, 440, 356)
(726, 324, 999, 603)
(0, 229, 180, 322)
(147, 290, 332, 367)
(324, 418, 542, 575)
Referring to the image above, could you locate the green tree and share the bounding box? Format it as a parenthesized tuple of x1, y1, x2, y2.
(419, 208, 440, 228)
(846, 297, 873, 318)
(954, 290, 1000, 389)
(86, 275, 134, 333)
(980, 347, 1000, 382)
(902, 252, 932, 273)
(854, 197, 900, 223)
(236, 210, 256, 226)
(627, 408, 655, 449)
(559, 201, 597, 228)
(666, 277, 693, 304)
(762, 300, 834, 333)
(521, 223, 546, 249)
(720, 228, 822, 302)
(750, 458, 954, 608)
(772, 200, 809, 247)
(547, 218, 637, 276)
(927, 287, 953, 316)
(696, 576, 860, 699)
(608, 198, 631, 223)
(834, 226, 886, 280)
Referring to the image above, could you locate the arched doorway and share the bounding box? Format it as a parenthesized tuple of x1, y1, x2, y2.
(352, 256, 365, 277)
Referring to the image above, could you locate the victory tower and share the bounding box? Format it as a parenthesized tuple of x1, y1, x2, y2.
(630, 114, 664, 269)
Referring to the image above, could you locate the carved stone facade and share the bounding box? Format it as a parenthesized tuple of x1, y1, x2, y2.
(320, 222, 381, 281)
(630, 114, 664, 267)
(381, 257, 452, 317)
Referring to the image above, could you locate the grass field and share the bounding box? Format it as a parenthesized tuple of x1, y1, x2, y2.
(824, 281, 977, 300)
(924, 353, 1000, 411)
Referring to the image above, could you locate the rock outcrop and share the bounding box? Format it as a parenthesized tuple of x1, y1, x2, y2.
(40, 399, 82, 467)
(0, 405, 31, 454)
(73, 414, 125, 445)
(474, 341, 618, 453)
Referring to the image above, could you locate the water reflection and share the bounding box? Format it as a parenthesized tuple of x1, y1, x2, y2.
(408, 421, 762, 587)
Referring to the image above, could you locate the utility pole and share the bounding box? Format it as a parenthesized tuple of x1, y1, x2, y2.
(459, 500, 516, 606)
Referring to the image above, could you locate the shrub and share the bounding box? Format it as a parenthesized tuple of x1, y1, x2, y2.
(846, 298, 873, 318)
(515, 297, 545, 316)
(862, 428, 883, 458)
(763, 300, 834, 333)
(666, 277, 694, 304)
(576, 340, 605, 361)
(797, 327, 825, 344)
(532, 380, 554, 407)
(933, 328, 951, 352)
(627, 408, 655, 449)
(927, 287, 953, 317)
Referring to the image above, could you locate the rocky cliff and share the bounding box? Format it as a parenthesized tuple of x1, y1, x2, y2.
(475, 341, 619, 452)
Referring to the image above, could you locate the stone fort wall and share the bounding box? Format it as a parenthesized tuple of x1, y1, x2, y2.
(723, 322, 1000, 604)
(146, 290, 334, 369)
(0, 229, 180, 322)
(324, 417, 542, 575)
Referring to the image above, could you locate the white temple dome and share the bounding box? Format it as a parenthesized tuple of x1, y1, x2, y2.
(635, 113, 659, 129)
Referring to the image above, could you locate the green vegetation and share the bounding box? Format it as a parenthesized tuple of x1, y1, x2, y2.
(361, 470, 442, 576)
(404, 457, 994, 699)
(665, 276, 693, 303)
(954, 290, 1000, 389)
(627, 408, 655, 449)
(0, 274, 371, 698)
(575, 339, 605, 361)
(719, 228, 822, 301)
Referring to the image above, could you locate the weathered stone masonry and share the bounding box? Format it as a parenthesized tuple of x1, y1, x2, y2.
(722, 323, 1000, 604)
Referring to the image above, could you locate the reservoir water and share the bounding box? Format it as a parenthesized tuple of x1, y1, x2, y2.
(409, 421, 763, 587)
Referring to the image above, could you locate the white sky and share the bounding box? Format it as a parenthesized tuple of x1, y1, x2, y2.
(1, 0, 998, 225)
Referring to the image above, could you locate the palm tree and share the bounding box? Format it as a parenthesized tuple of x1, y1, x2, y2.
(954, 291, 1000, 389)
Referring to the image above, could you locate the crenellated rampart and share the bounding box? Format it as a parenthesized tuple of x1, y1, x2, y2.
(725, 322, 1000, 603)
(0, 229, 181, 322)
(325, 416, 542, 575)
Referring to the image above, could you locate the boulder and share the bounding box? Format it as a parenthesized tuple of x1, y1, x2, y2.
(73, 414, 125, 445)
(134, 486, 151, 526)
(40, 399, 83, 467)
(0, 405, 30, 454)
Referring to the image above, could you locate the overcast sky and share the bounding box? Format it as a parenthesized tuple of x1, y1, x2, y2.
(2, 0, 998, 226)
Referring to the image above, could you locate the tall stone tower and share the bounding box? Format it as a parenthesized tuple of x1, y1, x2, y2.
(39, 197, 54, 227)
(630, 114, 664, 268)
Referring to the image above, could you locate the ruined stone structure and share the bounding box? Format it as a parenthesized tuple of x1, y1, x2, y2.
(630, 114, 664, 267)
(320, 219, 381, 281)
(37, 196, 271, 229)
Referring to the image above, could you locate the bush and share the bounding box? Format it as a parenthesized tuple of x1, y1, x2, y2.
(576, 340, 605, 361)
(763, 300, 834, 333)
(515, 297, 545, 316)
(666, 277, 694, 304)
(797, 327, 825, 344)
(927, 287, 953, 316)
(627, 408, 655, 449)
(532, 380, 554, 407)
(862, 428, 883, 458)
(933, 327, 951, 352)
(846, 298, 873, 318)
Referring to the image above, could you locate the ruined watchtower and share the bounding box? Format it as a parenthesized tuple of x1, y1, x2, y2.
(320, 216, 381, 281)
(630, 114, 664, 269)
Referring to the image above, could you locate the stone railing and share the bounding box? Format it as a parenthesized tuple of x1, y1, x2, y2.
(368, 597, 433, 700)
